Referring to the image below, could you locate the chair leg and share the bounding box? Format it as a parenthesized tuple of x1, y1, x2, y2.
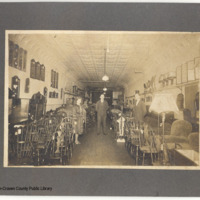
(142, 152, 145, 165)
(150, 152, 153, 164)
(136, 146, 139, 165)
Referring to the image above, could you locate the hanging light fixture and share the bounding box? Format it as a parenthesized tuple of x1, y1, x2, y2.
(102, 75, 109, 81)
(103, 87, 107, 92)
(103, 78, 108, 92)
(102, 75, 109, 82)
(102, 48, 109, 81)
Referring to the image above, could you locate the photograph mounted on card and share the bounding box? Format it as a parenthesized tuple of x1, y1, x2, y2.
(4, 30, 200, 170)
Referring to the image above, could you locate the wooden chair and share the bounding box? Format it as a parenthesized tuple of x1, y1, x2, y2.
(139, 131, 161, 165)
(14, 124, 26, 159)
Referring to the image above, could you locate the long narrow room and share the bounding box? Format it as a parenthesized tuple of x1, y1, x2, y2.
(6, 31, 200, 167)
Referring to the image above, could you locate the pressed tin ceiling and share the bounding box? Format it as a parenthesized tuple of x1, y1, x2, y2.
(9, 31, 200, 89)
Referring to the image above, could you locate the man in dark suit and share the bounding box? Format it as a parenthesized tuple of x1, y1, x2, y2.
(96, 94, 109, 135)
(134, 93, 147, 145)
(134, 93, 147, 124)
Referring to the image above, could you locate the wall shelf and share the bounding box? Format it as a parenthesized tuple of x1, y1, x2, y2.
(64, 91, 78, 96)
(125, 79, 199, 99)
(144, 79, 199, 95)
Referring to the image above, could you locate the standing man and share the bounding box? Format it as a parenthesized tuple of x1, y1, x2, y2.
(74, 98, 83, 144)
(134, 93, 147, 124)
(96, 94, 109, 135)
(134, 93, 147, 145)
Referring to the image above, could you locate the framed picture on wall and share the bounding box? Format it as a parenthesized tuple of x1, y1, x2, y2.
(9, 40, 14, 67)
(194, 57, 200, 80)
(176, 65, 182, 84)
(182, 63, 188, 83)
(18, 48, 23, 70)
(54, 71, 57, 88)
(35, 62, 41, 80)
(56, 72, 58, 88)
(187, 60, 195, 81)
(13, 44, 19, 68)
(51, 70, 54, 87)
(30, 59, 36, 79)
(40, 64, 45, 81)
(61, 88, 63, 99)
(23, 50, 27, 71)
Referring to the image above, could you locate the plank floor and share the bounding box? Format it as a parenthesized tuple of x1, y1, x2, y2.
(69, 123, 136, 166)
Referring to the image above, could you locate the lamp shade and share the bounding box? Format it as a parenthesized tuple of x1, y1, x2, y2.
(149, 93, 179, 114)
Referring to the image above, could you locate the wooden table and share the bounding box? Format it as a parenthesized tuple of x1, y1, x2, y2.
(174, 149, 199, 166)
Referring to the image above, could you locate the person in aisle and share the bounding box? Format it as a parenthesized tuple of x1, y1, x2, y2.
(74, 98, 84, 144)
(134, 93, 147, 145)
(82, 99, 88, 131)
(82, 99, 89, 110)
(96, 94, 109, 135)
(134, 93, 147, 124)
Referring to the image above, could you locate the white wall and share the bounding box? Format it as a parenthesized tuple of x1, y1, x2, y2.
(8, 37, 83, 112)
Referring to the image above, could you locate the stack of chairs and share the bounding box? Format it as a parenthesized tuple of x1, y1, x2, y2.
(31, 115, 55, 166)
(124, 117, 135, 152)
(49, 115, 74, 165)
(13, 124, 28, 163)
(10, 105, 83, 166)
(124, 118, 161, 165)
(47, 106, 79, 165)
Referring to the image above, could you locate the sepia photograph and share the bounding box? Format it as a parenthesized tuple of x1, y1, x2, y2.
(5, 30, 200, 169)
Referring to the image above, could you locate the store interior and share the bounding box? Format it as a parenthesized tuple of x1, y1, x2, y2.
(7, 31, 200, 167)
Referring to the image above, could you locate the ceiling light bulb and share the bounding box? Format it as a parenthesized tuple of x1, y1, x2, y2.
(103, 87, 107, 91)
(102, 75, 109, 81)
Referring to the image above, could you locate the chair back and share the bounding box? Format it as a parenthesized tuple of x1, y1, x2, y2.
(171, 119, 192, 137)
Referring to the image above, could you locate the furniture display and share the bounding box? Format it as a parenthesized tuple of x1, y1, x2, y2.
(188, 132, 199, 152)
(29, 92, 46, 120)
(149, 93, 179, 165)
(164, 119, 192, 145)
(9, 102, 87, 166)
(124, 117, 161, 165)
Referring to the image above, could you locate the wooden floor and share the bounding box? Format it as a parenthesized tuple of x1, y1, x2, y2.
(69, 123, 136, 166)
